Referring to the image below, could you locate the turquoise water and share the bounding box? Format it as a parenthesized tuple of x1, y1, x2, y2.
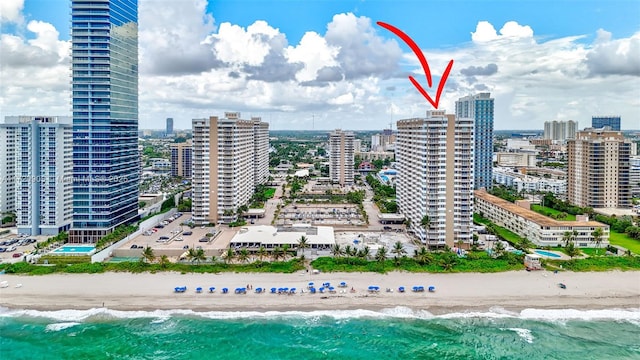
(51, 246, 96, 255)
(534, 250, 562, 258)
(1, 307, 639, 359)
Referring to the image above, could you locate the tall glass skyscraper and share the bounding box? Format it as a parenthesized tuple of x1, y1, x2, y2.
(70, 0, 139, 243)
(592, 116, 621, 131)
(455, 93, 494, 190)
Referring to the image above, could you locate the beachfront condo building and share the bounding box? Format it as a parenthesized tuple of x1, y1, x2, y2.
(0, 116, 73, 235)
(474, 189, 609, 248)
(592, 116, 621, 131)
(567, 128, 631, 209)
(170, 140, 192, 178)
(455, 93, 494, 190)
(329, 129, 355, 186)
(396, 110, 474, 248)
(543, 120, 578, 141)
(69, 0, 139, 243)
(192, 113, 269, 224)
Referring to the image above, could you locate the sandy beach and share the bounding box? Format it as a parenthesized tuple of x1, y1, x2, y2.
(0, 270, 638, 313)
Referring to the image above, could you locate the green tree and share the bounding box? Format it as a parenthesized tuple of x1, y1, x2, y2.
(186, 248, 198, 263)
(439, 252, 458, 271)
(257, 246, 267, 262)
(375, 246, 388, 263)
(238, 248, 250, 264)
(413, 247, 433, 265)
(272, 246, 284, 262)
(331, 244, 344, 258)
(224, 248, 235, 264)
(565, 241, 580, 259)
(357, 246, 371, 260)
(391, 241, 406, 265)
(141, 246, 155, 264)
(562, 231, 573, 247)
(492, 241, 505, 258)
(158, 255, 170, 268)
(592, 228, 604, 254)
(297, 235, 309, 257)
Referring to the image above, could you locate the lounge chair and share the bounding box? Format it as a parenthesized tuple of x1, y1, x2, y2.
(255, 287, 263, 294)
(270, 287, 277, 294)
(196, 287, 202, 293)
(222, 288, 229, 294)
(428, 286, 435, 292)
(398, 286, 405, 293)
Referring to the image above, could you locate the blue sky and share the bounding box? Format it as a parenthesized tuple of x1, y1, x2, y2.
(2, 0, 639, 130)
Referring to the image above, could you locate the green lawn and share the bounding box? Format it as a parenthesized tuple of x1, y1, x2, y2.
(530, 205, 576, 221)
(264, 188, 276, 199)
(609, 231, 640, 254)
(473, 213, 526, 246)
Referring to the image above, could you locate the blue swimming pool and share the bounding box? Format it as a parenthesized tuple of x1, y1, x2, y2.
(51, 245, 96, 255)
(379, 175, 389, 183)
(534, 250, 562, 258)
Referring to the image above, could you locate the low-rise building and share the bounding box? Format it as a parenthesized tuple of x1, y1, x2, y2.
(229, 225, 335, 253)
(493, 167, 566, 198)
(474, 189, 609, 248)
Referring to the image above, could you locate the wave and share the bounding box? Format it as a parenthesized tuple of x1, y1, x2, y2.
(45, 322, 81, 332)
(1, 306, 639, 323)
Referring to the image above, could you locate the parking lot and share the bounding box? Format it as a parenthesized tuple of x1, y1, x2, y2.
(112, 212, 236, 259)
(276, 203, 365, 226)
(0, 234, 43, 264)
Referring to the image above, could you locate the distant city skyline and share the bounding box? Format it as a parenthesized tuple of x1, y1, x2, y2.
(1, 0, 639, 130)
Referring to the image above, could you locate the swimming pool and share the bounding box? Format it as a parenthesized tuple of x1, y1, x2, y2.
(534, 250, 562, 258)
(51, 245, 96, 255)
(379, 175, 389, 183)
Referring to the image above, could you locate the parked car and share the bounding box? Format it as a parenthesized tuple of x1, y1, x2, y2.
(13, 253, 23, 258)
(183, 231, 193, 236)
(155, 224, 165, 229)
(0, 248, 6, 253)
(198, 238, 209, 243)
(130, 245, 138, 249)
(159, 236, 170, 240)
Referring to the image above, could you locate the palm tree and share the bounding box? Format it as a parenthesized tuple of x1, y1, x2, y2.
(237, 248, 250, 264)
(592, 228, 604, 255)
(223, 248, 235, 264)
(518, 238, 535, 251)
(272, 246, 284, 262)
(562, 231, 572, 247)
(413, 247, 433, 265)
(439, 252, 458, 271)
(565, 241, 580, 259)
(210, 255, 218, 264)
(257, 246, 267, 262)
(186, 248, 198, 263)
(282, 244, 291, 261)
(358, 246, 371, 260)
(331, 244, 343, 258)
(375, 246, 388, 263)
(492, 241, 505, 258)
(141, 246, 155, 264)
(158, 255, 170, 269)
(344, 245, 353, 259)
(194, 248, 206, 264)
(391, 241, 406, 263)
(297, 235, 309, 257)
(572, 230, 579, 244)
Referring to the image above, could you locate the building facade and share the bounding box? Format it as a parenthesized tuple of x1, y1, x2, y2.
(170, 141, 192, 178)
(592, 116, 621, 131)
(475, 190, 609, 248)
(495, 152, 537, 167)
(328, 129, 355, 186)
(631, 156, 640, 198)
(70, 0, 139, 243)
(1, 116, 73, 235)
(455, 93, 494, 190)
(567, 128, 631, 208)
(396, 110, 474, 248)
(493, 167, 567, 198)
(543, 120, 578, 141)
(166, 117, 173, 135)
(192, 113, 269, 224)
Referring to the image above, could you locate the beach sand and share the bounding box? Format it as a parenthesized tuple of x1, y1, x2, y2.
(0, 270, 638, 313)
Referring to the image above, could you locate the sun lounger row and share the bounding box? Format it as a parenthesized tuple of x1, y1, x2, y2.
(175, 284, 435, 294)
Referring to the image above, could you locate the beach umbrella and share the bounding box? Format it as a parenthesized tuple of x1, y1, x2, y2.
(209, 287, 216, 293)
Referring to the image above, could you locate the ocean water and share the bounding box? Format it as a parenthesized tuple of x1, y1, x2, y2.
(1, 307, 639, 360)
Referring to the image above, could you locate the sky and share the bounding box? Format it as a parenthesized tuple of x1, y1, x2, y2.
(1, 0, 639, 131)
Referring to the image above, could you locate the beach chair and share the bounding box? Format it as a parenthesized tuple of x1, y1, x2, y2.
(209, 287, 216, 293)
(196, 287, 202, 293)
(309, 287, 316, 294)
(339, 282, 347, 288)
(290, 288, 296, 294)
(222, 288, 229, 294)
(270, 287, 277, 294)
(428, 286, 435, 293)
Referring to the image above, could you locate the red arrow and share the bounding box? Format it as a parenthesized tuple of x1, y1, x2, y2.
(377, 21, 454, 109)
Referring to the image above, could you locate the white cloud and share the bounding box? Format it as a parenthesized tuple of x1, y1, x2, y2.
(286, 31, 339, 82)
(208, 21, 278, 66)
(0, 0, 24, 24)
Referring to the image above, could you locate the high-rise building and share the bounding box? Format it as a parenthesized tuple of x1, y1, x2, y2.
(396, 110, 474, 248)
(192, 112, 269, 224)
(567, 128, 631, 208)
(1, 116, 73, 235)
(70, 0, 139, 243)
(166, 117, 173, 135)
(592, 116, 621, 131)
(543, 120, 578, 141)
(329, 129, 355, 186)
(371, 129, 396, 152)
(455, 93, 494, 190)
(170, 141, 192, 178)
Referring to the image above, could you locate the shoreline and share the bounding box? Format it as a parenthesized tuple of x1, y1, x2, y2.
(1, 270, 639, 314)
